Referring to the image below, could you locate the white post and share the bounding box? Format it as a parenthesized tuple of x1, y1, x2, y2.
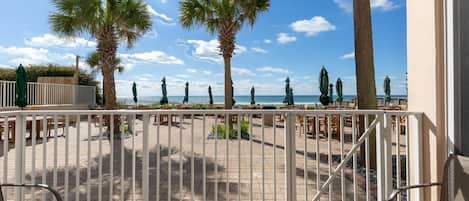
(142, 114, 149, 201)
(409, 114, 423, 201)
(284, 112, 296, 201)
(14, 113, 25, 201)
(376, 113, 387, 201)
(2, 81, 5, 108)
(383, 113, 393, 197)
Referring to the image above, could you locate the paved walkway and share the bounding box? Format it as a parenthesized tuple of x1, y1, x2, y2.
(0, 115, 401, 200)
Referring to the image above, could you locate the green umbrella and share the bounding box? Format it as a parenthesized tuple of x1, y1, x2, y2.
(250, 86, 256, 105)
(336, 78, 343, 104)
(319, 66, 330, 106)
(208, 85, 213, 105)
(384, 76, 391, 105)
(288, 87, 294, 105)
(15, 64, 27, 108)
(283, 77, 291, 104)
(160, 77, 168, 105)
(231, 80, 236, 106)
(183, 82, 189, 104)
(132, 82, 138, 104)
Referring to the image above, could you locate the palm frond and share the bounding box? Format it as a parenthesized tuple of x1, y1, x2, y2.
(179, 0, 218, 34)
(114, 0, 152, 47)
(49, 0, 103, 37)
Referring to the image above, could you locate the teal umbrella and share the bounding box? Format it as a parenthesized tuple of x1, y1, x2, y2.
(160, 77, 168, 105)
(384, 76, 391, 105)
(15, 64, 27, 108)
(183, 82, 189, 104)
(319, 66, 330, 106)
(288, 87, 294, 105)
(250, 86, 255, 105)
(231, 80, 236, 106)
(336, 78, 343, 104)
(329, 84, 334, 104)
(132, 82, 138, 104)
(208, 86, 213, 105)
(283, 77, 291, 104)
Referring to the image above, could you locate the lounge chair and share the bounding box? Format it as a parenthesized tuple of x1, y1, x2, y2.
(387, 154, 469, 201)
(0, 183, 62, 201)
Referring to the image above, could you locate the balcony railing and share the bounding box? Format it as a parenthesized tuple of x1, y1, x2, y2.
(0, 81, 96, 109)
(0, 109, 422, 201)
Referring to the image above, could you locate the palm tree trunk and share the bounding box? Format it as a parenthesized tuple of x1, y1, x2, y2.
(224, 55, 233, 110)
(98, 25, 120, 134)
(353, 0, 377, 168)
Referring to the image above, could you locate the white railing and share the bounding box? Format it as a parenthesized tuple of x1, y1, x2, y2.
(0, 81, 96, 109)
(0, 109, 422, 201)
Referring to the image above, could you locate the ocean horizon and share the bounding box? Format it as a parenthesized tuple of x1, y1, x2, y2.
(118, 95, 408, 105)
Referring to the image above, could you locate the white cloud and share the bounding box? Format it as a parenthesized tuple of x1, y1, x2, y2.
(371, 0, 399, 10)
(290, 16, 336, 37)
(146, 5, 173, 22)
(119, 51, 184, 65)
(250, 47, 268, 53)
(341, 51, 355, 59)
(334, 0, 398, 12)
(202, 70, 212, 75)
(25, 34, 96, 48)
(0, 64, 13, 69)
(277, 33, 297, 44)
(0, 46, 50, 65)
(264, 39, 272, 44)
(186, 68, 197, 73)
(232, 67, 256, 76)
(186, 68, 212, 75)
(186, 39, 247, 63)
(256, 66, 290, 74)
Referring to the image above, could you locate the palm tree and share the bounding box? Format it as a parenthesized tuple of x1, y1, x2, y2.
(86, 51, 124, 74)
(49, 0, 152, 110)
(353, 0, 377, 167)
(179, 0, 270, 109)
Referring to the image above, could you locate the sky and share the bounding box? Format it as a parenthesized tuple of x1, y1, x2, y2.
(0, 0, 407, 97)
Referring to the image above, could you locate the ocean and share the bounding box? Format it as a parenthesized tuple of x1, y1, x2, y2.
(118, 95, 407, 105)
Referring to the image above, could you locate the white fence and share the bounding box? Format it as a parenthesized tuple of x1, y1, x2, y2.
(0, 81, 96, 108)
(0, 109, 422, 201)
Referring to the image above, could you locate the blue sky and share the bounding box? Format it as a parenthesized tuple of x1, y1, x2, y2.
(0, 0, 407, 97)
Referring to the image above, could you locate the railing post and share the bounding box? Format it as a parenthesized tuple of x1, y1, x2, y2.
(14, 113, 25, 201)
(1, 81, 5, 108)
(409, 114, 423, 201)
(376, 112, 392, 201)
(142, 114, 149, 201)
(284, 112, 296, 201)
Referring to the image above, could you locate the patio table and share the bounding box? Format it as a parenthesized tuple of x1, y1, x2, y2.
(2, 116, 53, 143)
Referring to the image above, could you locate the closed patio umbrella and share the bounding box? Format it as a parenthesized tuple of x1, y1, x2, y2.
(132, 82, 137, 104)
(250, 86, 255, 105)
(288, 87, 294, 105)
(208, 85, 213, 105)
(283, 77, 291, 104)
(336, 78, 343, 105)
(319, 66, 330, 106)
(384, 76, 391, 106)
(15, 64, 27, 108)
(160, 77, 168, 105)
(183, 82, 189, 104)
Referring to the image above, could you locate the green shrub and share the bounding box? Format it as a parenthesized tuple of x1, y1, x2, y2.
(211, 120, 249, 139)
